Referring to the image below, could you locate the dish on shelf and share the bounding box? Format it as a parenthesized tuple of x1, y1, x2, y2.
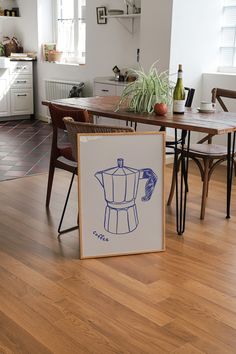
(197, 108, 216, 114)
(107, 9, 124, 15)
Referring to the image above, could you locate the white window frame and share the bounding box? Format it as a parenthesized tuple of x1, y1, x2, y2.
(219, 1, 236, 72)
(53, 0, 86, 65)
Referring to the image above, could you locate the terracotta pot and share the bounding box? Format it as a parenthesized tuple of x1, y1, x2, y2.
(48, 50, 63, 62)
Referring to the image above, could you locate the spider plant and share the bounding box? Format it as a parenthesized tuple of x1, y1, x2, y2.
(116, 61, 173, 113)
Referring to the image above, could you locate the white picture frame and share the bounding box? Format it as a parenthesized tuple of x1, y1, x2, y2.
(42, 43, 56, 61)
(77, 132, 165, 259)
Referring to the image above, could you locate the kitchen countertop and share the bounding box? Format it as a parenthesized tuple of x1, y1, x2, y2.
(10, 57, 36, 61)
(94, 76, 129, 86)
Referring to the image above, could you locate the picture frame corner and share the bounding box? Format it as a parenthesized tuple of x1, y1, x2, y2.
(96, 6, 107, 25)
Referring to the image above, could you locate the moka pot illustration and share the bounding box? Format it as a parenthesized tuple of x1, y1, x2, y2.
(95, 158, 157, 234)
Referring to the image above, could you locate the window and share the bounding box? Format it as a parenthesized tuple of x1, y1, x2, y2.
(220, 0, 236, 71)
(54, 0, 86, 64)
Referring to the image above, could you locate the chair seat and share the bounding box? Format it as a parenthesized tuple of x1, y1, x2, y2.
(58, 145, 74, 161)
(187, 143, 228, 156)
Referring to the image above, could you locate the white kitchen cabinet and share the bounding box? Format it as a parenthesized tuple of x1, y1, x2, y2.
(0, 70, 10, 116)
(94, 82, 116, 96)
(10, 61, 32, 75)
(11, 75, 32, 89)
(10, 89, 33, 115)
(116, 84, 126, 96)
(0, 60, 34, 121)
(94, 76, 160, 133)
(94, 77, 126, 126)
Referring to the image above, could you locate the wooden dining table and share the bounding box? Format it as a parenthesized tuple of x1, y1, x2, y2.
(42, 96, 236, 235)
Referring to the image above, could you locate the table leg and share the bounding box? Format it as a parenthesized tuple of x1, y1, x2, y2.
(226, 132, 236, 219)
(174, 129, 191, 235)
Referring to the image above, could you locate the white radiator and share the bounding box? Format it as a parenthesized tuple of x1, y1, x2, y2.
(44, 79, 81, 122)
(45, 79, 82, 101)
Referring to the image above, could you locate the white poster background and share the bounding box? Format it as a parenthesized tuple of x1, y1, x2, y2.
(78, 133, 165, 258)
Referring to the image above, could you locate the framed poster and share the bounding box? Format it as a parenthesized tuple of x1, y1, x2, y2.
(96, 6, 107, 24)
(42, 43, 56, 61)
(77, 132, 165, 259)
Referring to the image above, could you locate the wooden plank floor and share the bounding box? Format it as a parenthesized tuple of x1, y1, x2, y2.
(1, 164, 236, 353)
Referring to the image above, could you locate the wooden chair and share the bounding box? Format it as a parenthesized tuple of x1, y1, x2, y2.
(46, 103, 90, 207)
(167, 87, 236, 220)
(58, 118, 134, 235)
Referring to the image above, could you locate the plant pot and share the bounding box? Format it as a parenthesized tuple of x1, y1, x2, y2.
(48, 50, 63, 62)
(4, 42, 17, 57)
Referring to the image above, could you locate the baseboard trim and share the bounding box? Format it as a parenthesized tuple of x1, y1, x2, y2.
(38, 114, 50, 123)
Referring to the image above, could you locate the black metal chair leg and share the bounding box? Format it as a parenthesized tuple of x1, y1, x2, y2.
(58, 168, 79, 235)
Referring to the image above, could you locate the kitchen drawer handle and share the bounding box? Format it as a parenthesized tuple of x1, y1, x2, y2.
(17, 94, 27, 97)
(101, 89, 109, 92)
(16, 80, 27, 83)
(16, 66, 27, 70)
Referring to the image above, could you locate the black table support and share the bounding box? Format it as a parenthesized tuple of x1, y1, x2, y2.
(174, 129, 191, 235)
(226, 132, 236, 219)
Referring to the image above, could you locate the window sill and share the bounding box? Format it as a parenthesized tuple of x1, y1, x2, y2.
(40, 61, 85, 67)
(203, 71, 236, 76)
(217, 67, 236, 74)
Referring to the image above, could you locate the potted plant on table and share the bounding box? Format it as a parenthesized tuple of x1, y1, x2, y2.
(116, 61, 173, 115)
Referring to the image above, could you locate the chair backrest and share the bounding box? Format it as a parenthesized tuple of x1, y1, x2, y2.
(211, 88, 236, 112)
(63, 117, 134, 161)
(185, 87, 195, 108)
(49, 103, 90, 130)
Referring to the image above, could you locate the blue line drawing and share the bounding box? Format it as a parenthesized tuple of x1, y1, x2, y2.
(95, 158, 157, 235)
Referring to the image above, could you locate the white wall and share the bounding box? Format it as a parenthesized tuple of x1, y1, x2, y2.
(13, 0, 38, 52)
(0, 0, 38, 52)
(140, 0, 173, 73)
(0, 0, 19, 40)
(202, 72, 236, 145)
(36, 0, 141, 119)
(2, 0, 227, 125)
(0, 0, 142, 118)
(202, 73, 236, 106)
(170, 0, 222, 106)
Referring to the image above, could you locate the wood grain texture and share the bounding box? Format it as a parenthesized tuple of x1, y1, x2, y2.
(43, 96, 236, 135)
(0, 163, 236, 353)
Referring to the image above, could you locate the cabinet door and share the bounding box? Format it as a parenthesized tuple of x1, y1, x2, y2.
(10, 89, 33, 115)
(11, 75, 32, 89)
(0, 73, 10, 117)
(94, 83, 121, 126)
(10, 61, 32, 75)
(94, 83, 116, 96)
(116, 85, 126, 96)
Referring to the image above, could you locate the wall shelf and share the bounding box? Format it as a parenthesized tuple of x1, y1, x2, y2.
(102, 13, 140, 33)
(103, 14, 140, 19)
(0, 16, 21, 18)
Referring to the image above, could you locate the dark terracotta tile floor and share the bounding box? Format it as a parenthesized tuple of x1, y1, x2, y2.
(0, 119, 67, 182)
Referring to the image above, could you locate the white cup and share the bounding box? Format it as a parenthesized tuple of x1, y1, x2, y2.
(200, 101, 215, 111)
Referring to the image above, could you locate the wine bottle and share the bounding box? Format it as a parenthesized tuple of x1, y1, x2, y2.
(173, 64, 185, 114)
